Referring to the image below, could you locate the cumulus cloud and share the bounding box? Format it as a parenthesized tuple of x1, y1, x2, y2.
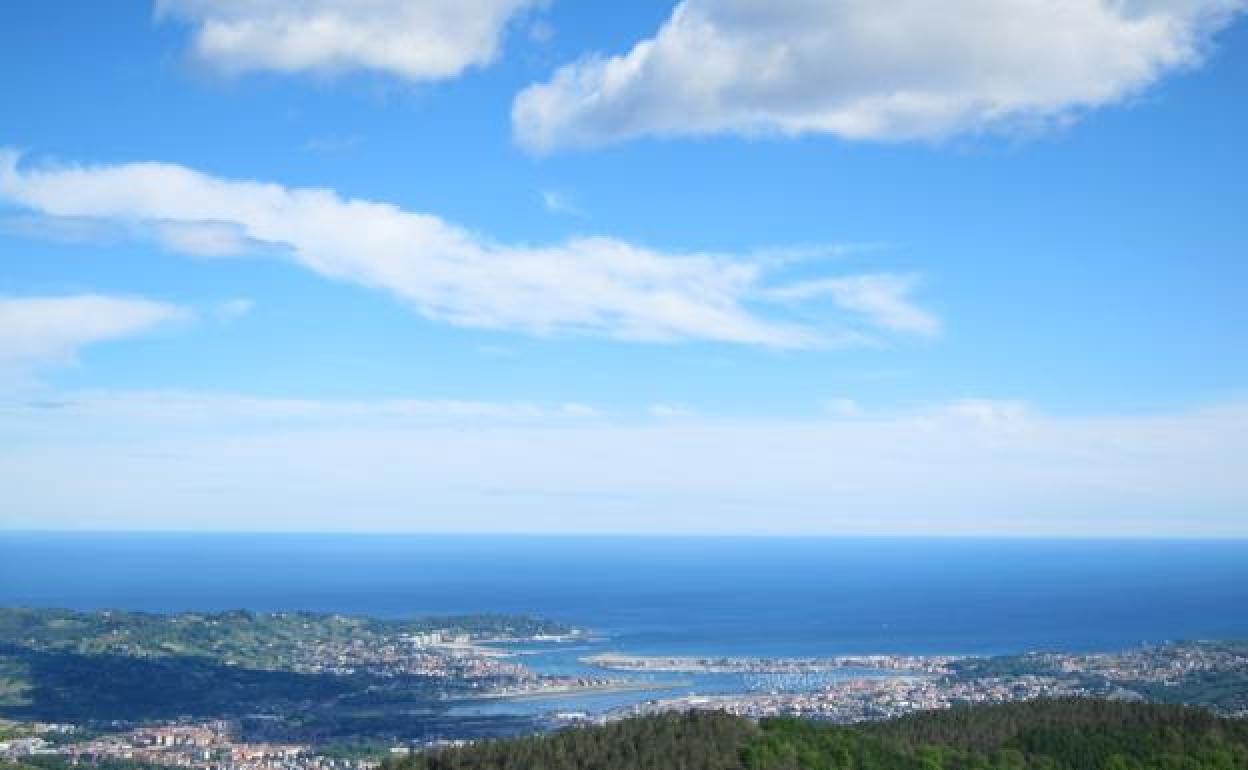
(513, 0, 1246, 152)
(0, 149, 936, 348)
(3, 393, 1245, 535)
(156, 0, 542, 81)
(0, 295, 187, 378)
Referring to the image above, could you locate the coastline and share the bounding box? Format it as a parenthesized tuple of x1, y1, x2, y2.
(441, 679, 690, 703)
(581, 652, 957, 675)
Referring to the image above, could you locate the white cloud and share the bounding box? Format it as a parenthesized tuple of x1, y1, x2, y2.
(513, 0, 1245, 152)
(4, 390, 590, 425)
(0, 295, 187, 378)
(153, 220, 254, 257)
(942, 398, 1030, 425)
(0, 213, 124, 244)
(156, 0, 542, 81)
(649, 403, 692, 419)
(541, 189, 582, 216)
(0, 149, 936, 348)
(2, 213, 259, 256)
(3, 393, 1245, 535)
(559, 402, 601, 418)
(765, 274, 940, 336)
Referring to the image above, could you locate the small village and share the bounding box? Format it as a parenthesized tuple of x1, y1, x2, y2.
(0, 720, 382, 770)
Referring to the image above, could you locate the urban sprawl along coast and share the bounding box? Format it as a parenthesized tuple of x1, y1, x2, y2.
(0, 721, 376, 770)
(2, 607, 1247, 769)
(573, 641, 1248, 724)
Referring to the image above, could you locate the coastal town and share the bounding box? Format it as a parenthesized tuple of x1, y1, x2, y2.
(582, 653, 960, 675)
(270, 627, 627, 698)
(573, 640, 1248, 725)
(606, 673, 1094, 723)
(0, 667, 1144, 770)
(3, 624, 1246, 770)
(0, 719, 382, 770)
(0, 609, 640, 713)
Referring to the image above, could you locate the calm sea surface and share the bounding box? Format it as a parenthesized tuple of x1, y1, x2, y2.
(3, 533, 1246, 655)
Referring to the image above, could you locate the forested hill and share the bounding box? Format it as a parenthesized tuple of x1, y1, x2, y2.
(0, 607, 571, 726)
(0, 608, 569, 665)
(387, 700, 1248, 770)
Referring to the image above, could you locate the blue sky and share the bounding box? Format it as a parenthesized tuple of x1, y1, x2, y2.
(1, 0, 1246, 535)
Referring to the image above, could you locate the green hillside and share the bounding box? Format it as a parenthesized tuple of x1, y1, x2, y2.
(0, 608, 568, 728)
(388, 700, 1248, 770)
(0, 608, 568, 669)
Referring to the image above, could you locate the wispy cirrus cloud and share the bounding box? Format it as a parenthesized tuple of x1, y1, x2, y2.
(156, 0, 543, 81)
(765, 274, 940, 337)
(514, 0, 1246, 152)
(0, 295, 187, 380)
(540, 189, 582, 217)
(0, 149, 937, 348)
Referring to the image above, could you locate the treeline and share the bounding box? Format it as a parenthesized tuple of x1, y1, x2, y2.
(389, 711, 757, 770)
(749, 700, 1248, 770)
(869, 697, 1248, 750)
(387, 700, 1248, 770)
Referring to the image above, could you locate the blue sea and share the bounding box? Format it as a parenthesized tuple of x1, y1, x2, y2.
(2, 534, 1247, 717)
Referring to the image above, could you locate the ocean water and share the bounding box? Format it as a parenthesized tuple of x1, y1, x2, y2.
(2, 533, 1247, 716)
(3, 533, 1246, 654)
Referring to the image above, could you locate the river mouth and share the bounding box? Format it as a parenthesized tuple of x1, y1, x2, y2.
(449, 638, 905, 718)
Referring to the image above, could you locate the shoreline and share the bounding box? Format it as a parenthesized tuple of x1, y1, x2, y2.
(581, 652, 958, 675)
(441, 679, 690, 703)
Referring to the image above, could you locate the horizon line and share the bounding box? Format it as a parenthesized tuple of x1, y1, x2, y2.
(2, 528, 1246, 542)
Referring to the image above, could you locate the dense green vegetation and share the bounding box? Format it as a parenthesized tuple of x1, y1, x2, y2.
(0, 643, 372, 720)
(0, 608, 569, 669)
(1131, 670, 1248, 715)
(392, 711, 758, 770)
(316, 741, 400, 761)
(864, 698, 1248, 750)
(388, 700, 1248, 770)
(1124, 644, 1248, 716)
(947, 654, 1067, 681)
(0, 608, 567, 731)
(948, 643, 1248, 715)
